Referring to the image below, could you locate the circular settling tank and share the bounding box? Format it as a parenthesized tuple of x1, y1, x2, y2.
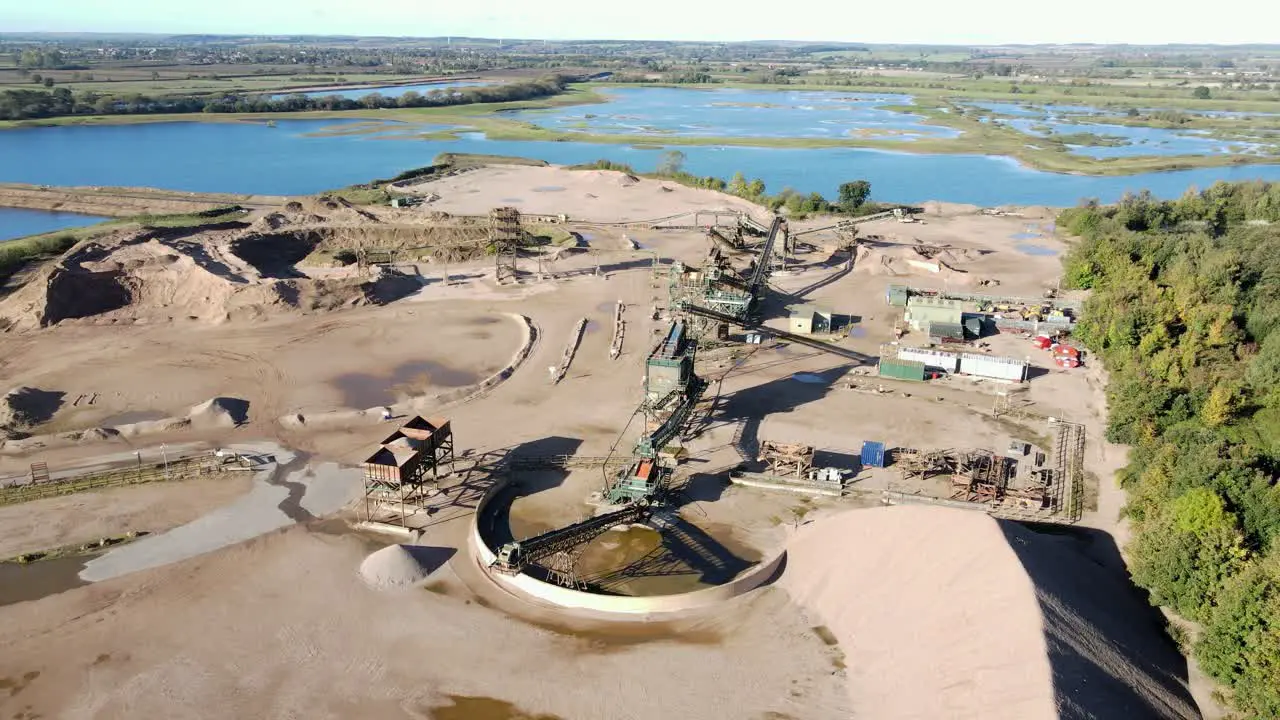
(475, 476, 773, 605)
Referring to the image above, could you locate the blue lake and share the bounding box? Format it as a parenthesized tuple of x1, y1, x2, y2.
(3, 119, 1280, 207)
(507, 87, 961, 141)
(0, 208, 108, 242)
(270, 80, 489, 101)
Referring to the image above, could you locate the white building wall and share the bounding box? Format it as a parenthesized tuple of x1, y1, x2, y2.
(958, 353, 1028, 382)
(897, 347, 959, 372)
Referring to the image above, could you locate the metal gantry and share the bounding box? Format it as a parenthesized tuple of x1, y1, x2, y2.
(360, 416, 456, 527)
(489, 206, 523, 283)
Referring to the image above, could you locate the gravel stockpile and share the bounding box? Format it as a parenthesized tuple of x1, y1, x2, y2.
(359, 544, 436, 589)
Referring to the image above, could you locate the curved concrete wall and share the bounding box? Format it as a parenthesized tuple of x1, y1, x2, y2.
(470, 475, 786, 616)
(276, 313, 537, 430)
(440, 314, 538, 407)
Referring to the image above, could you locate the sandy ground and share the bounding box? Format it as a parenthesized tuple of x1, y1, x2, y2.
(0, 527, 851, 720)
(0, 166, 1210, 719)
(0, 473, 254, 560)
(782, 506, 1200, 720)
(406, 165, 766, 223)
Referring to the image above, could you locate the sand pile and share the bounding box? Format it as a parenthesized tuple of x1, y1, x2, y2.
(0, 225, 386, 330)
(780, 506, 1200, 720)
(359, 544, 446, 589)
(0, 387, 58, 430)
(187, 397, 250, 429)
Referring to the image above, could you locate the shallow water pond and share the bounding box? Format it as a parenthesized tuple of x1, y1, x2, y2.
(0, 208, 108, 242)
(507, 86, 961, 141)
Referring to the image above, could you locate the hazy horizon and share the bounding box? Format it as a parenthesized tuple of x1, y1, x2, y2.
(5, 0, 1280, 46)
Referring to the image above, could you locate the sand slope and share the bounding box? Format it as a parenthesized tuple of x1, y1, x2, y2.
(0, 217, 390, 330)
(781, 505, 1200, 720)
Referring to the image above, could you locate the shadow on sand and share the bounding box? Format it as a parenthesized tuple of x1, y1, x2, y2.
(998, 521, 1202, 720)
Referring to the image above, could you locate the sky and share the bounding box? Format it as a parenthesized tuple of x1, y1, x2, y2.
(4, 0, 1280, 46)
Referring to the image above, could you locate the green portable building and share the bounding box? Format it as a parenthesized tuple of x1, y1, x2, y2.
(878, 358, 926, 382)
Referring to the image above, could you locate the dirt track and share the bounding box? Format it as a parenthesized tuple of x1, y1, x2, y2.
(0, 183, 290, 218)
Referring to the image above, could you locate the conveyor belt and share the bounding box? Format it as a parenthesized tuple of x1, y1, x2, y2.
(492, 503, 653, 573)
(747, 216, 785, 292)
(680, 303, 873, 364)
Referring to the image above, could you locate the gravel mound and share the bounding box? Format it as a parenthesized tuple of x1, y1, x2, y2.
(781, 505, 1200, 720)
(359, 544, 434, 589)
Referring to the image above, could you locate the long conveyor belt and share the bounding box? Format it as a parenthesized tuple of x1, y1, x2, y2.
(747, 216, 785, 292)
(680, 303, 874, 364)
(492, 502, 653, 573)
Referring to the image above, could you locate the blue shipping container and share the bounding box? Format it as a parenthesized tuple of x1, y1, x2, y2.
(861, 440, 887, 468)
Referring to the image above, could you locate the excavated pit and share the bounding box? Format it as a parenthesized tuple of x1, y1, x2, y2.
(229, 230, 323, 279)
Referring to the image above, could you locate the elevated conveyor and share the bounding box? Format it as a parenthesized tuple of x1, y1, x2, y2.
(679, 302, 874, 365)
(492, 502, 653, 574)
(789, 207, 918, 239)
(747, 216, 786, 295)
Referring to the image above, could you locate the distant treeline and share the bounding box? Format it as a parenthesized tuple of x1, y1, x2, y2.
(574, 154, 880, 218)
(0, 76, 569, 121)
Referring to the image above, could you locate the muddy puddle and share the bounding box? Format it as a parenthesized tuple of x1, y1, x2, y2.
(429, 695, 562, 720)
(789, 372, 828, 385)
(0, 555, 92, 607)
(99, 409, 167, 426)
(1014, 242, 1060, 256)
(332, 359, 481, 408)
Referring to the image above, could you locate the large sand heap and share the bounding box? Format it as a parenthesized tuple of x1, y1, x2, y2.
(0, 217, 404, 330)
(781, 506, 1200, 720)
(359, 544, 449, 589)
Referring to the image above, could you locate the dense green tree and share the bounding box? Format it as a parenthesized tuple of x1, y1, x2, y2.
(656, 150, 686, 176)
(837, 180, 872, 211)
(1193, 85, 1212, 99)
(1130, 488, 1248, 621)
(1198, 553, 1280, 719)
(1062, 181, 1280, 716)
